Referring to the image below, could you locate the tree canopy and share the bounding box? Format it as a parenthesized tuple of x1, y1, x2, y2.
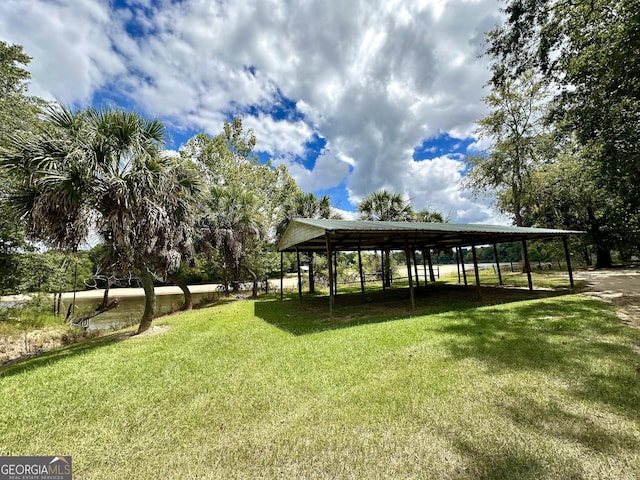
(0, 42, 45, 284)
(183, 118, 299, 295)
(357, 190, 413, 222)
(0, 41, 43, 146)
(463, 71, 552, 226)
(482, 0, 640, 264)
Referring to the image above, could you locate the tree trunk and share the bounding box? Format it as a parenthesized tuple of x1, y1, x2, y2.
(169, 273, 192, 311)
(222, 258, 230, 295)
(246, 267, 259, 298)
(100, 277, 113, 310)
(70, 298, 120, 328)
(384, 249, 391, 287)
(587, 206, 612, 269)
(72, 259, 78, 316)
(513, 181, 524, 227)
(595, 245, 613, 269)
(232, 264, 241, 292)
(55, 291, 62, 316)
(426, 249, 436, 282)
(136, 270, 156, 334)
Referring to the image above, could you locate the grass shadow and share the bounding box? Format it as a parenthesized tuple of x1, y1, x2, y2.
(254, 283, 640, 474)
(254, 283, 568, 336)
(446, 436, 550, 480)
(0, 329, 135, 378)
(0, 295, 240, 378)
(438, 295, 640, 421)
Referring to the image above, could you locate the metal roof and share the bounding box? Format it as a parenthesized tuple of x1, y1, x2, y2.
(277, 218, 582, 252)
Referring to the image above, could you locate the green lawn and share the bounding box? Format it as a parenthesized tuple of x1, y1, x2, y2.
(438, 265, 579, 290)
(1, 284, 639, 479)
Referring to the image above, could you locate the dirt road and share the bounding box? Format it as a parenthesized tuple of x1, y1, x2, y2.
(574, 268, 640, 329)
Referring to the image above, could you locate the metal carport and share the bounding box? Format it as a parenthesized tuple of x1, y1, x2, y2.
(277, 219, 582, 316)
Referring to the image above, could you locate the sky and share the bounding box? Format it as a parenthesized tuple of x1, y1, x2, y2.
(0, 0, 509, 224)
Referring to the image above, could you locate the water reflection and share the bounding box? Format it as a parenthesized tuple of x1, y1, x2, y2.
(64, 291, 221, 332)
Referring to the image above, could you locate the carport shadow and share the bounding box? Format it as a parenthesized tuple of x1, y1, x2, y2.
(254, 284, 569, 336)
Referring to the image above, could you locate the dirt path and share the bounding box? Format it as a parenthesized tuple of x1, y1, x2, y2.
(574, 268, 640, 329)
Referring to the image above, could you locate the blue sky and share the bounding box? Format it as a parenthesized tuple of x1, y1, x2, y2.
(0, 0, 508, 224)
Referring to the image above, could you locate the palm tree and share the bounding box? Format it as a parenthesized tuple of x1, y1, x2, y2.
(357, 190, 413, 222)
(183, 120, 300, 296)
(0, 104, 202, 333)
(413, 209, 449, 282)
(414, 209, 448, 223)
(358, 190, 413, 286)
(205, 184, 264, 295)
(278, 192, 337, 293)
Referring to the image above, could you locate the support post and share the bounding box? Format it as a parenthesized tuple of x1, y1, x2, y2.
(333, 250, 338, 294)
(563, 235, 575, 288)
(412, 250, 420, 289)
(358, 247, 365, 295)
(308, 252, 315, 293)
(493, 243, 503, 286)
(280, 251, 284, 302)
(456, 247, 461, 283)
(325, 234, 334, 319)
(459, 247, 468, 287)
(405, 240, 415, 310)
(381, 250, 386, 292)
(472, 245, 482, 300)
(422, 250, 428, 285)
(522, 238, 533, 291)
(296, 248, 303, 305)
(427, 249, 436, 282)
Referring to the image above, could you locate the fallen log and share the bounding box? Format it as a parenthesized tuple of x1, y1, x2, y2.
(70, 298, 120, 328)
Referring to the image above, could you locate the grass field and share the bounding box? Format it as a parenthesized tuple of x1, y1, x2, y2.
(1, 280, 639, 479)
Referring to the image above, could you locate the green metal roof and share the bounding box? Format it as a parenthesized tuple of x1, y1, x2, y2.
(277, 218, 583, 252)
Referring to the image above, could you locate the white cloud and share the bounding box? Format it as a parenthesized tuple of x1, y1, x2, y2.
(277, 150, 351, 193)
(347, 153, 506, 224)
(0, 0, 506, 222)
(332, 208, 358, 221)
(0, 0, 126, 103)
(243, 114, 314, 157)
(467, 136, 492, 153)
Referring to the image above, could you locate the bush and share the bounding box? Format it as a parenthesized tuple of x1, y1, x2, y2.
(0, 295, 64, 334)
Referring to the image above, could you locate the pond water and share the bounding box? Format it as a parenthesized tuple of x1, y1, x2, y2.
(63, 289, 222, 332)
